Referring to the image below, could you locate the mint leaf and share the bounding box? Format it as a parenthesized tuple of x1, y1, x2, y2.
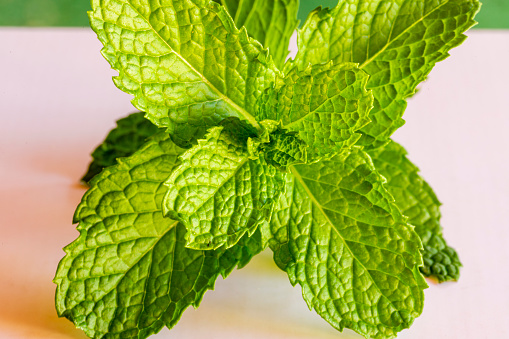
(260, 128, 309, 170)
(257, 62, 373, 156)
(58, 1, 477, 337)
(89, 0, 279, 147)
(263, 149, 427, 338)
(55, 132, 263, 339)
(83, 0, 298, 171)
(213, 0, 299, 69)
(290, 0, 480, 148)
(163, 124, 284, 250)
(368, 140, 461, 282)
(82, 112, 159, 183)
(246, 120, 309, 170)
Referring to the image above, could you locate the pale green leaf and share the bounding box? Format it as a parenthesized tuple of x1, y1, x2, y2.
(89, 0, 279, 147)
(368, 140, 461, 282)
(257, 62, 373, 156)
(213, 0, 299, 69)
(82, 112, 159, 183)
(163, 125, 284, 250)
(263, 148, 427, 339)
(290, 0, 480, 148)
(54, 132, 263, 339)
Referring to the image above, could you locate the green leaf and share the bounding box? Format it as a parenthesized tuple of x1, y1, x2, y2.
(262, 148, 427, 339)
(290, 0, 480, 148)
(217, 0, 241, 15)
(163, 125, 284, 250)
(368, 140, 461, 282)
(245, 120, 309, 170)
(214, 0, 299, 69)
(54, 132, 263, 339)
(257, 62, 373, 156)
(259, 128, 310, 170)
(82, 112, 159, 183)
(89, 0, 279, 147)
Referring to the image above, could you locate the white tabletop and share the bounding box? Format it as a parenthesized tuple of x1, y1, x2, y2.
(1, 28, 508, 339)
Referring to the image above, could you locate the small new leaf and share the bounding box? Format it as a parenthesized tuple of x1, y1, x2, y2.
(163, 125, 284, 250)
(54, 133, 263, 339)
(247, 120, 310, 170)
(263, 149, 427, 339)
(261, 129, 309, 169)
(290, 0, 481, 148)
(369, 140, 462, 282)
(257, 62, 373, 156)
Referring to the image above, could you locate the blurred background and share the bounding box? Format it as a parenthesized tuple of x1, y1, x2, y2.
(1, 0, 508, 28)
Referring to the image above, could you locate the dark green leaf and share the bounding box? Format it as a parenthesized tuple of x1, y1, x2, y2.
(81, 112, 159, 183)
(213, 0, 299, 69)
(368, 140, 461, 282)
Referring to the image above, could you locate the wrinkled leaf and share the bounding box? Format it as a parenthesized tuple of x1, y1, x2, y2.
(257, 62, 373, 156)
(290, 0, 480, 148)
(163, 125, 284, 250)
(369, 140, 461, 282)
(259, 128, 310, 170)
(55, 132, 263, 339)
(89, 0, 279, 147)
(262, 149, 427, 338)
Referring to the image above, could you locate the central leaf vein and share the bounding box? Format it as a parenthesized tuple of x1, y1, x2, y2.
(125, 0, 261, 130)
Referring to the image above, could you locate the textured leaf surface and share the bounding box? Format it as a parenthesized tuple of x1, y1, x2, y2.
(82, 112, 159, 183)
(54, 132, 263, 339)
(246, 120, 309, 170)
(291, 0, 480, 148)
(213, 0, 299, 69)
(90, 0, 279, 146)
(369, 140, 461, 282)
(263, 149, 427, 339)
(260, 129, 309, 170)
(257, 62, 373, 156)
(164, 126, 283, 250)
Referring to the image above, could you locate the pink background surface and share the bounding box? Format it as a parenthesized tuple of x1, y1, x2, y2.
(1, 28, 508, 338)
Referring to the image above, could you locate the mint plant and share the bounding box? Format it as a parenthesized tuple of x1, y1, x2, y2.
(54, 0, 480, 338)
